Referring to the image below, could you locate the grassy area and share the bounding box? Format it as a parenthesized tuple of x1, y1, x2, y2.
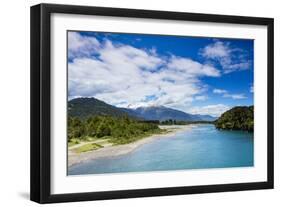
(68, 138, 80, 147)
(74, 143, 103, 153)
(68, 127, 170, 154)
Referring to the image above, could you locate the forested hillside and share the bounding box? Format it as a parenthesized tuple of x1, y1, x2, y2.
(214, 106, 254, 131)
(68, 97, 136, 119)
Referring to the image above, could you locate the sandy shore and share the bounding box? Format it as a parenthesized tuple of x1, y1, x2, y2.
(68, 125, 196, 167)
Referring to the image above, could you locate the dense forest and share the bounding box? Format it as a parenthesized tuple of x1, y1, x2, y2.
(214, 106, 254, 132)
(68, 115, 163, 145)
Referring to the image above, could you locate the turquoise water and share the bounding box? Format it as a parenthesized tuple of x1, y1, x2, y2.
(68, 124, 253, 175)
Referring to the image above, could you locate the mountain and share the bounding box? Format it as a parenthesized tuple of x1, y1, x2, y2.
(214, 106, 254, 131)
(193, 114, 218, 122)
(68, 97, 217, 122)
(68, 97, 135, 119)
(119, 107, 144, 120)
(131, 106, 215, 122)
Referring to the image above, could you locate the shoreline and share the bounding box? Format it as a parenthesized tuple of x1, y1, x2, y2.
(68, 124, 196, 167)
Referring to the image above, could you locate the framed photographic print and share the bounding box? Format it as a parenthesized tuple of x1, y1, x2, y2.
(30, 3, 274, 203)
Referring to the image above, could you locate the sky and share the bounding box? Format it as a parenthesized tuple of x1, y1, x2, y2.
(68, 31, 254, 117)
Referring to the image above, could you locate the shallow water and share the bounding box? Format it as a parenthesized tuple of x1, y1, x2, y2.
(68, 124, 253, 175)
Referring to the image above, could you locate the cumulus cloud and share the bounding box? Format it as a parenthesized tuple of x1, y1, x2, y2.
(200, 40, 251, 74)
(167, 56, 220, 77)
(68, 32, 100, 60)
(186, 104, 230, 117)
(201, 41, 230, 59)
(213, 88, 247, 100)
(68, 32, 221, 110)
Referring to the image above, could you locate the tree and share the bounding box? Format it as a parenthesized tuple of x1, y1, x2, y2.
(215, 106, 254, 132)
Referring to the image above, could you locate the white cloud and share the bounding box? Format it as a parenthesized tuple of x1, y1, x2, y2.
(186, 104, 230, 117)
(194, 95, 207, 101)
(223, 93, 247, 100)
(201, 40, 251, 74)
(201, 41, 230, 59)
(213, 88, 247, 100)
(99, 40, 164, 72)
(68, 32, 221, 109)
(213, 88, 227, 94)
(68, 32, 100, 59)
(250, 86, 254, 93)
(167, 56, 220, 77)
(225, 62, 251, 72)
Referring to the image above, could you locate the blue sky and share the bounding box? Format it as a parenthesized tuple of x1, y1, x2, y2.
(68, 31, 253, 117)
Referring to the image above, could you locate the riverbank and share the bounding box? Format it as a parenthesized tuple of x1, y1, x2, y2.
(68, 124, 253, 175)
(68, 124, 196, 167)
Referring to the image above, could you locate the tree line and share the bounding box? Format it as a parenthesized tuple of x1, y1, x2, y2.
(68, 115, 162, 144)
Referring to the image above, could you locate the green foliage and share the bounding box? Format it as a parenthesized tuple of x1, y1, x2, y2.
(74, 143, 103, 153)
(214, 106, 254, 132)
(68, 138, 80, 147)
(67, 117, 85, 141)
(68, 115, 162, 145)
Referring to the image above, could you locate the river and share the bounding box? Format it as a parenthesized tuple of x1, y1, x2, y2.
(68, 124, 253, 175)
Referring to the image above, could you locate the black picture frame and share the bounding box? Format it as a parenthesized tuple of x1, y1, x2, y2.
(30, 3, 274, 204)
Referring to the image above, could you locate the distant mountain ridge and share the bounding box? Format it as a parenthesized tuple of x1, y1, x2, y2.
(130, 106, 214, 121)
(68, 97, 217, 121)
(193, 114, 218, 122)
